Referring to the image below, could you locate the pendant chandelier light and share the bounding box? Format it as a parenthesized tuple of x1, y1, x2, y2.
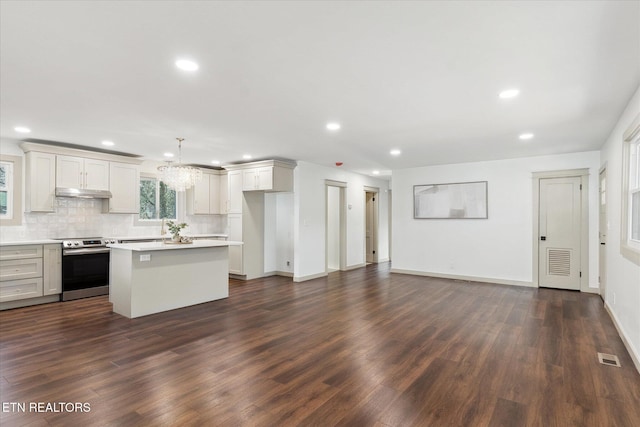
(157, 137, 203, 192)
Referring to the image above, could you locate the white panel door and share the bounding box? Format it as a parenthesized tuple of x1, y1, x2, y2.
(539, 177, 581, 290)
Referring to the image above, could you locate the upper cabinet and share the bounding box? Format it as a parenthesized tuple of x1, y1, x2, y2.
(241, 163, 294, 192)
(21, 142, 143, 213)
(227, 170, 243, 214)
(226, 160, 296, 194)
(104, 162, 139, 214)
(56, 155, 109, 190)
(219, 173, 229, 214)
(186, 171, 222, 215)
(24, 152, 56, 212)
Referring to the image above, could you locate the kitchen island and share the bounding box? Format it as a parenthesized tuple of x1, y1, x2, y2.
(108, 240, 241, 318)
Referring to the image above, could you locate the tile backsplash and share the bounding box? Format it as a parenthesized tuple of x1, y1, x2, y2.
(1, 198, 226, 241)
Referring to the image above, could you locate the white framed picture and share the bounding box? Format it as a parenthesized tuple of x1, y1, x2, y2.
(414, 181, 488, 219)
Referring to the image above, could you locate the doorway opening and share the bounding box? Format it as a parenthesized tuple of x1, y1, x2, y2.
(599, 167, 607, 301)
(364, 188, 379, 264)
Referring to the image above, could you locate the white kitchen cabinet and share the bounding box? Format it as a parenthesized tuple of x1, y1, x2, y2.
(219, 173, 229, 214)
(187, 172, 222, 215)
(43, 244, 62, 295)
(243, 167, 274, 191)
(0, 243, 61, 307)
(227, 213, 243, 275)
(104, 162, 140, 213)
(228, 170, 243, 214)
(0, 258, 43, 282)
(25, 151, 56, 212)
(56, 155, 109, 190)
(209, 174, 221, 214)
(241, 164, 293, 192)
(0, 278, 43, 302)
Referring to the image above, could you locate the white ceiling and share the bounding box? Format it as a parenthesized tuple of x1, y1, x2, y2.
(1, 1, 639, 176)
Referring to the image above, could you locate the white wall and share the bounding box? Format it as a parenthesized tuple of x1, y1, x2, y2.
(600, 85, 640, 368)
(264, 192, 294, 275)
(392, 151, 600, 287)
(293, 161, 390, 281)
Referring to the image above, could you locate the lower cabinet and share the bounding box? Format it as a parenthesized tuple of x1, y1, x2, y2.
(0, 243, 61, 307)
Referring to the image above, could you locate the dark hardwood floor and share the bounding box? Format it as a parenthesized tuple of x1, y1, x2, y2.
(1, 263, 639, 426)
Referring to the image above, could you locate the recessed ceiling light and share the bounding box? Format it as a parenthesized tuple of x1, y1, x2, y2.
(243, 154, 252, 160)
(326, 122, 341, 131)
(175, 59, 199, 71)
(372, 170, 380, 175)
(101, 140, 115, 146)
(14, 126, 31, 133)
(390, 149, 401, 156)
(499, 88, 520, 99)
(211, 160, 220, 165)
(164, 152, 174, 158)
(519, 133, 534, 140)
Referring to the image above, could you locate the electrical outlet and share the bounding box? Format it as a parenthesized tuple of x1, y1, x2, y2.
(140, 254, 151, 262)
(286, 261, 290, 266)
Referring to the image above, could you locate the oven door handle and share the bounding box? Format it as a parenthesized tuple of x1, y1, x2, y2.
(63, 248, 111, 256)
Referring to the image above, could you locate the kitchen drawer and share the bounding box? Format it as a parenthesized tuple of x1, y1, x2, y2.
(0, 245, 43, 261)
(0, 278, 43, 302)
(0, 258, 43, 282)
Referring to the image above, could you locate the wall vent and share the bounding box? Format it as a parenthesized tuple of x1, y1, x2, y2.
(548, 249, 571, 276)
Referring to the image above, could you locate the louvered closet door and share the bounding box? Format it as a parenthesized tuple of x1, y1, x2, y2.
(539, 177, 581, 290)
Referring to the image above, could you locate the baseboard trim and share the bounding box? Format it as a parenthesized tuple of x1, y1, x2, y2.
(344, 263, 366, 271)
(377, 258, 390, 263)
(605, 302, 640, 374)
(263, 270, 294, 278)
(293, 272, 328, 282)
(275, 271, 293, 278)
(390, 269, 535, 288)
(582, 287, 601, 295)
(0, 294, 60, 311)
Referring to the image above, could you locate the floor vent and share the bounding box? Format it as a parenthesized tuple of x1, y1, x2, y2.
(597, 352, 621, 367)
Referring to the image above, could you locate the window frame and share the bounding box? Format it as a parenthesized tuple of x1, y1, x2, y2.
(0, 154, 23, 226)
(620, 113, 640, 265)
(136, 173, 179, 224)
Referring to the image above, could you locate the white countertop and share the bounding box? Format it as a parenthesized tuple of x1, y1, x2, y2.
(112, 234, 228, 241)
(109, 240, 243, 252)
(0, 239, 61, 246)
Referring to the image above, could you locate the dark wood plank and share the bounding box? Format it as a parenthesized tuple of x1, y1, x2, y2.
(0, 263, 638, 426)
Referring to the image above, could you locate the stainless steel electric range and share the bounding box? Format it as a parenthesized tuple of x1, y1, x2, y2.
(57, 237, 117, 301)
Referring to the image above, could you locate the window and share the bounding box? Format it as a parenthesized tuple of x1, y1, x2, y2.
(630, 139, 640, 243)
(621, 113, 640, 265)
(0, 155, 22, 226)
(0, 161, 12, 218)
(139, 176, 176, 220)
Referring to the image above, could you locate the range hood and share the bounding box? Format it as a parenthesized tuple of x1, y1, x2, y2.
(55, 187, 112, 199)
